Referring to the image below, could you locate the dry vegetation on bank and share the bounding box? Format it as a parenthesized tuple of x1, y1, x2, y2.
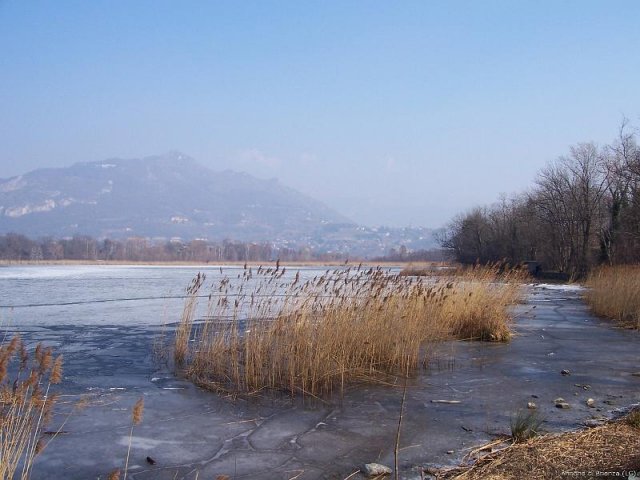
(585, 265, 640, 329)
(173, 265, 524, 398)
(398, 264, 459, 277)
(439, 408, 640, 480)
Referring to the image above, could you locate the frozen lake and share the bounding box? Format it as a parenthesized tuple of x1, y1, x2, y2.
(0, 264, 353, 327)
(1, 265, 639, 479)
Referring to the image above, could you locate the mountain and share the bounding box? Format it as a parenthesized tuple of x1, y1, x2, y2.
(0, 153, 354, 241)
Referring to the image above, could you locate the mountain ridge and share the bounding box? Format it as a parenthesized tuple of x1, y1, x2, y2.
(0, 153, 353, 241)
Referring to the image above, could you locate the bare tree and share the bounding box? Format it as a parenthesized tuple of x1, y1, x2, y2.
(533, 142, 607, 276)
(601, 119, 640, 263)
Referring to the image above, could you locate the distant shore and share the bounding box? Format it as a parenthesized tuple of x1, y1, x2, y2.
(0, 259, 444, 268)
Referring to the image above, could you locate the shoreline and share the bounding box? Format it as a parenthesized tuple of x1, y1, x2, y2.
(0, 259, 445, 268)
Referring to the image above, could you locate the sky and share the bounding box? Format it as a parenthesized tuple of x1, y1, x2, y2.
(1, 1, 639, 228)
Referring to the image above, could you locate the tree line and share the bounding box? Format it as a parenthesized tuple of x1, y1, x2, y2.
(442, 119, 640, 277)
(0, 234, 347, 263)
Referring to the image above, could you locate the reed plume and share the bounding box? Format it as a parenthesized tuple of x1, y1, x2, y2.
(174, 264, 523, 398)
(0, 337, 63, 480)
(123, 397, 144, 480)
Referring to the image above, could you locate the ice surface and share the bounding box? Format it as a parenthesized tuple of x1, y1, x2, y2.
(1, 267, 637, 479)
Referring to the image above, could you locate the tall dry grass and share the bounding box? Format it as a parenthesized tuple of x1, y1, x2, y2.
(174, 265, 523, 398)
(174, 272, 207, 366)
(585, 265, 640, 329)
(0, 336, 62, 479)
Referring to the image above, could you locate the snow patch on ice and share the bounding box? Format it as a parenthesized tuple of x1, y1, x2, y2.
(118, 436, 182, 449)
(535, 283, 585, 292)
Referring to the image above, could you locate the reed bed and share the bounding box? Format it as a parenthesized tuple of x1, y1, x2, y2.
(0, 336, 62, 480)
(585, 265, 640, 329)
(174, 265, 524, 398)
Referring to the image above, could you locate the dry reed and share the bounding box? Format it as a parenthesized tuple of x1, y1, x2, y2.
(174, 265, 523, 398)
(0, 335, 62, 480)
(108, 469, 121, 480)
(585, 265, 640, 329)
(174, 273, 207, 365)
(123, 397, 144, 480)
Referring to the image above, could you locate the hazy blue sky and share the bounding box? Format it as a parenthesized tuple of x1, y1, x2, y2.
(1, 1, 639, 227)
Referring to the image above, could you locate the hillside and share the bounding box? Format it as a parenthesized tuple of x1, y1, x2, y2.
(0, 153, 353, 241)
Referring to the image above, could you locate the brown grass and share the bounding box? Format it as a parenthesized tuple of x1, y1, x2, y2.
(585, 265, 640, 329)
(174, 273, 207, 366)
(439, 408, 640, 479)
(399, 265, 460, 277)
(173, 265, 523, 398)
(0, 335, 62, 480)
